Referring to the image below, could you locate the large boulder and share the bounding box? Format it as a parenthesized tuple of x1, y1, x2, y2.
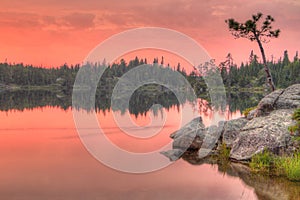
(160, 149, 184, 161)
(170, 116, 204, 139)
(254, 89, 284, 117)
(230, 84, 300, 160)
(230, 109, 294, 160)
(254, 84, 300, 118)
(163, 84, 300, 162)
(164, 117, 258, 161)
(274, 84, 300, 109)
(171, 116, 206, 151)
(164, 117, 226, 160)
(161, 117, 205, 161)
(222, 118, 248, 148)
(197, 125, 223, 158)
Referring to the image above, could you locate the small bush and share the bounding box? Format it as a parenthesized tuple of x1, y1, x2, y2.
(250, 150, 274, 173)
(217, 143, 231, 174)
(281, 153, 300, 181)
(219, 143, 230, 161)
(288, 108, 300, 135)
(292, 108, 300, 122)
(250, 150, 300, 181)
(242, 106, 257, 118)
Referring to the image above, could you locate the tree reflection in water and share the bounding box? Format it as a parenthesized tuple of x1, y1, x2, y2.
(0, 88, 263, 117)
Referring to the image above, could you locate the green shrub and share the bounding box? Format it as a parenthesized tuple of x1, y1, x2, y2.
(242, 106, 257, 118)
(250, 150, 274, 173)
(288, 108, 300, 135)
(280, 153, 300, 181)
(216, 143, 231, 174)
(251, 150, 300, 181)
(292, 108, 300, 122)
(219, 143, 230, 161)
(289, 125, 299, 134)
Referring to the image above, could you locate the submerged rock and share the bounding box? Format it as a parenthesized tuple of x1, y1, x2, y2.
(160, 149, 184, 161)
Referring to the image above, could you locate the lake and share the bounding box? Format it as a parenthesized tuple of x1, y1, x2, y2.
(0, 90, 299, 200)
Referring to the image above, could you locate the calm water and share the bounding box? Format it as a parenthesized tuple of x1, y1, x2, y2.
(0, 103, 260, 200)
(1, 91, 299, 200)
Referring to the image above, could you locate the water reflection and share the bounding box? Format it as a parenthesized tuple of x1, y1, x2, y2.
(0, 89, 263, 116)
(0, 106, 257, 200)
(182, 151, 300, 200)
(2, 105, 298, 199)
(0, 90, 274, 200)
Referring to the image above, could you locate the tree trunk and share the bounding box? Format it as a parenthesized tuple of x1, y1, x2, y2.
(255, 36, 276, 91)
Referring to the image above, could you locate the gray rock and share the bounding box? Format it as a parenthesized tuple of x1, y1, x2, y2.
(166, 84, 300, 162)
(172, 124, 225, 159)
(170, 116, 204, 139)
(275, 84, 300, 109)
(171, 116, 206, 151)
(169, 117, 258, 160)
(230, 109, 294, 160)
(255, 89, 284, 117)
(160, 149, 184, 161)
(201, 125, 220, 148)
(222, 118, 248, 148)
(198, 125, 223, 158)
(171, 117, 224, 156)
(173, 134, 199, 150)
(255, 84, 300, 117)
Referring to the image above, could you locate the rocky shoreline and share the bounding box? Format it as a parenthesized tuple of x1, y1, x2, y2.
(162, 84, 300, 162)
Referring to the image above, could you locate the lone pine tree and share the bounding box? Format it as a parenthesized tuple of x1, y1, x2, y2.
(226, 12, 280, 91)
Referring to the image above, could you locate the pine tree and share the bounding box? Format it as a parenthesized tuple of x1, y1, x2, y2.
(283, 50, 290, 66)
(226, 12, 280, 91)
(294, 51, 299, 62)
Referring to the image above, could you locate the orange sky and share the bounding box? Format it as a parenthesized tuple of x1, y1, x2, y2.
(0, 0, 299, 67)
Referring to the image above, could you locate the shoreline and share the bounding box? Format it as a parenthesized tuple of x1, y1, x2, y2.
(162, 84, 300, 182)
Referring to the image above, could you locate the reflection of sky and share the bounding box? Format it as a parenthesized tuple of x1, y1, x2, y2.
(0, 106, 256, 200)
(0, 104, 241, 152)
(0, 0, 299, 67)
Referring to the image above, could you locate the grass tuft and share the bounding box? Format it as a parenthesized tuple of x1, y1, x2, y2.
(250, 150, 300, 181)
(278, 153, 300, 181)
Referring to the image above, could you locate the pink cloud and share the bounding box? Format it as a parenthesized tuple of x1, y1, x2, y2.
(63, 12, 96, 29)
(0, 0, 299, 66)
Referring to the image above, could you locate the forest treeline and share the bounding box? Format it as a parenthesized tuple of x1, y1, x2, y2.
(219, 50, 300, 89)
(0, 50, 299, 93)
